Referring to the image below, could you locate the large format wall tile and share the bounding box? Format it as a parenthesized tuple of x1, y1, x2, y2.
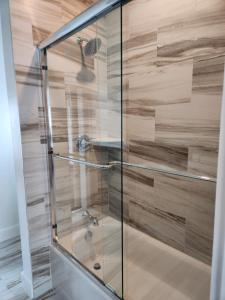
(128, 140, 188, 171)
(192, 55, 225, 95)
(123, 0, 224, 264)
(122, 157, 216, 263)
(10, 0, 97, 297)
(128, 60, 193, 106)
(129, 199, 186, 252)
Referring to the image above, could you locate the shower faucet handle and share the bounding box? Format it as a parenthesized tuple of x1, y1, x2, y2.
(76, 135, 91, 152)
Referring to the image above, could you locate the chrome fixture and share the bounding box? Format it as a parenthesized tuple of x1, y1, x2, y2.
(76, 135, 92, 152)
(53, 153, 216, 183)
(54, 154, 112, 170)
(83, 210, 99, 226)
(76, 38, 95, 82)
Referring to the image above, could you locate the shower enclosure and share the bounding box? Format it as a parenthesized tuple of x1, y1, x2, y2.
(39, 0, 223, 299)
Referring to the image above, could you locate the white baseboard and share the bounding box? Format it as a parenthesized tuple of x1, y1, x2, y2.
(0, 224, 20, 242)
(21, 271, 34, 299)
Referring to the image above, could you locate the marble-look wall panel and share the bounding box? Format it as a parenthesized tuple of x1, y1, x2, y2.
(192, 55, 225, 95)
(123, 0, 225, 264)
(129, 199, 186, 252)
(188, 147, 218, 178)
(10, 0, 97, 297)
(60, 0, 99, 24)
(105, 8, 122, 153)
(128, 140, 188, 171)
(53, 159, 74, 238)
(15, 64, 52, 295)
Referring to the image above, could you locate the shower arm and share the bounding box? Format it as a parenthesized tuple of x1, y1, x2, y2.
(78, 41, 86, 68)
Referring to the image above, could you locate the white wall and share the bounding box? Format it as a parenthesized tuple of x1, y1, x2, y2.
(210, 62, 225, 300)
(0, 2, 19, 242)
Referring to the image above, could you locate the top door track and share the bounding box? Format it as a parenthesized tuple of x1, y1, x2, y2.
(38, 0, 122, 50)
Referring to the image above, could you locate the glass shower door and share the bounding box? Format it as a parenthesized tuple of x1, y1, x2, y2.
(122, 0, 222, 299)
(44, 6, 122, 298)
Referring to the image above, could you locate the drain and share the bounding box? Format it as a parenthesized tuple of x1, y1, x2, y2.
(93, 262, 101, 270)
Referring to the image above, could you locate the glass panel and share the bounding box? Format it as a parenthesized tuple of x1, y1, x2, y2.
(123, 165, 214, 299)
(46, 7, 122, 298)
(122, 0, 223, 298)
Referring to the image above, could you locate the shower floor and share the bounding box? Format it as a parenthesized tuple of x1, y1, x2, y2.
(123, 224, 211, 300)
(59, 216, 211, 300)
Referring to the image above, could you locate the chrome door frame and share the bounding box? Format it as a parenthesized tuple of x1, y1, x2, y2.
(39, 0, 122, 50)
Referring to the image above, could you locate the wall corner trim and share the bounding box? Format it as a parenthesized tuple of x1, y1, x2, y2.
(210, 58, 225, 300)
(0, 0, 34, 296)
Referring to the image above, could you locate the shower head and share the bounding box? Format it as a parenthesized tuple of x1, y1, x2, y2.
(76, 37, 96, 83)
(84, 38, 102, 56)
(76, 68, 95, 83)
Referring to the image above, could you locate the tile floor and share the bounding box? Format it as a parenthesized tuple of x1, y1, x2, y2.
(0, 237, 55, 300)
(124, 224, 211, 300)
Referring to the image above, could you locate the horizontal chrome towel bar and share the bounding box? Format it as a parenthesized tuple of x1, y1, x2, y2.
(54, 154, 112, 169)
(110, 161, 216, 183)
(53, 154, 216, 182)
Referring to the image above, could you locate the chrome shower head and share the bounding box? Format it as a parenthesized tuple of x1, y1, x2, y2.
(76, 37, 96, 83)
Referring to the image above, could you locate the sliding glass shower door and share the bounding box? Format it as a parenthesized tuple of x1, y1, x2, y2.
(40, 0, 222, 299)
(43, 6, 122, 298)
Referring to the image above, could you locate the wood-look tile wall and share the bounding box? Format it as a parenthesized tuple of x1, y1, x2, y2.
(122, 0, 225, 264)
(9, 0, 97, 296)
